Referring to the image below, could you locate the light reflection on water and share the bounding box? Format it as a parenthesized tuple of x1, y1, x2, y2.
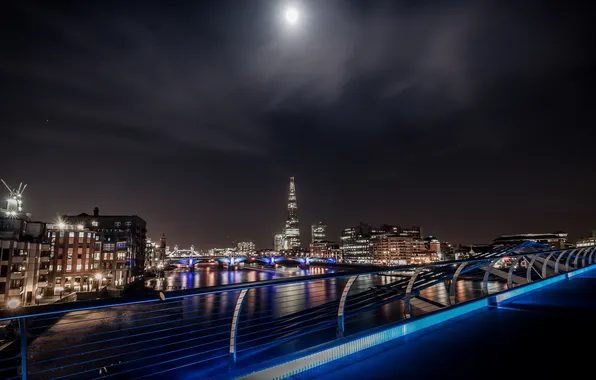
(145, 264, 335, 291)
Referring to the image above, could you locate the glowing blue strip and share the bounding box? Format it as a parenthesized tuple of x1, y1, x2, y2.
(567, 265, 596, 278)
(236, 298, 488, 380)
(493, 274, 566, 304)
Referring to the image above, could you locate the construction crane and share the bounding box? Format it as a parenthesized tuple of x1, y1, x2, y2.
(1, 179, 27, 215)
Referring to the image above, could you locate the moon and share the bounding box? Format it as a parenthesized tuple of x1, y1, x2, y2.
(285, 6, 299, 25)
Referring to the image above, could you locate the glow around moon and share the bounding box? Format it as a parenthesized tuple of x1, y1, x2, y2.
(284, 7, 299, 25)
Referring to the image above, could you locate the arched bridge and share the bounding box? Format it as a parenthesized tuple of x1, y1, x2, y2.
(167, 255, 336, 267)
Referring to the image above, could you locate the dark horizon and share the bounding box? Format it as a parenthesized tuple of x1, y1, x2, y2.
(2, 1, 595, 249)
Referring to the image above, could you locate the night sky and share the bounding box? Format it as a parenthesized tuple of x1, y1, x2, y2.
(2, 0, 595, 249)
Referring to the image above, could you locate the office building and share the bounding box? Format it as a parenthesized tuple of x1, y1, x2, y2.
(311, 222, 327, 243)
(274, 233, 286, 252)
(309, 240, 339, 259)
(340, 223, 372, 263)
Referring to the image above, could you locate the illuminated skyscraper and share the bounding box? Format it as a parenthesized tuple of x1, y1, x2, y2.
(283, 177, 300, 251)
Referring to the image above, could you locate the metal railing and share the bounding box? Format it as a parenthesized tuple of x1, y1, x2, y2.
(0, 244, 595, 379)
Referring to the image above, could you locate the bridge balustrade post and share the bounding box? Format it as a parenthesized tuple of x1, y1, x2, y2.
(19, 318, 27, 380)
(336, 275, 358, 338)
(573, 248, 585, 268)
(582, 248, 591, 267)
(482, 259, 500, 295)
(229, 289, 248, 369)
(449, 263, 467, 305)
(589, 248, 596, 266)
(566, 249, 579, 270)
(507, 257, 524, 288)
(554, 251, 568, 273)
(542, 251, 557, 279)
(526, 254, 541, 283)
(404, 269, 422, 319)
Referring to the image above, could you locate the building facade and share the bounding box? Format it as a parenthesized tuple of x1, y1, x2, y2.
(61, 207, 147, 284)
(274, 233, 286, 252)
(340, 223, 372, 263)
(309, 240, 339, 259)
(237, 241, 256, 256)
(0, 217, 49, 308)
(311, 222, 327, 243)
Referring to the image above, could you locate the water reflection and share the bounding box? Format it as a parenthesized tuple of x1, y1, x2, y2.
(145, 264, 337, 292)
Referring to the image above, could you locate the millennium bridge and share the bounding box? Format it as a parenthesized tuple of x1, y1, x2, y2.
(1, 242, 595, 379)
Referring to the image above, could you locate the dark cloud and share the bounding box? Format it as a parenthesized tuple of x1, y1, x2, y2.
(1, 0, 595, 247)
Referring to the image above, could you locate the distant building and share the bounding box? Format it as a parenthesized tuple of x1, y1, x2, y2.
(371, 235, 434, 265)
(577, 232, 596, 248)
(283, 177, 301, 251)
(61, 207, 147, 285)
(237, 241, 256, 256)
(340, 223, 372, 263)
(311, 222, 327, 243)
(309, 240, 339, 259)
(493, 232, 568, 249)
(274, 233, 286, 252)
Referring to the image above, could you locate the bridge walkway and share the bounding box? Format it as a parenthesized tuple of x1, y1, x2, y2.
(296, 269, 596, 379)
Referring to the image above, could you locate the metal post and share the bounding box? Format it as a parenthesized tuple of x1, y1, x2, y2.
(573, 248, 585, 268)
(589, 248, 596, 266)
(526, 255, 540, 283)
(449, 263, 467, 305)
(554, 251, 568, 273)
(336, 275, 358, 338)
(19, 318, 27, 380)
(229, 288, 248, 368)
(507, 257, 523, 288)
(582, 248, 591, 268)
(542, 251, 557, 278)
(566, 249, 579, 270)
(482, 259, 500, 295)
(405, 269, 422, 319)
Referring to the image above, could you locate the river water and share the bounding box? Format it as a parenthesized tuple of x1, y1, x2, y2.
(14, 264, 506, 379)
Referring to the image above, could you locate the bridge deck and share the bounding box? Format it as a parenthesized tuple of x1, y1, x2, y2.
(298, 269, 596, 379)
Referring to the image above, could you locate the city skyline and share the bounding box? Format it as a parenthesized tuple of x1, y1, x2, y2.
(3, 1, 595, 249)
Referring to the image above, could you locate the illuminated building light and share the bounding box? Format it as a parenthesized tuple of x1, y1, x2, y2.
(7, 299, 21, 309)
(77, 224, 84, 230)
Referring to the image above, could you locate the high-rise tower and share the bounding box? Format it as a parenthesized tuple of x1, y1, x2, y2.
(284, 176, 300, 250)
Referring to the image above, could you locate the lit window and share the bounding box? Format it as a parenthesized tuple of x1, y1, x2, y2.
(91, 221, 98, 227)
(125, 221, 131, 227)
(59, 232, 64, 238)
(87, 233, 92, 238)
(68, 232, 74, 237)
(57, 264, 62, 271)
(66, 265, 72, 271)
(76, 264, 82, 271)
(114, 222, 121, 227)
(79, 232, 85, 238)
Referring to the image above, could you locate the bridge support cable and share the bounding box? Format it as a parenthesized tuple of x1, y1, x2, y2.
(336, 276, 359, 338)
(482, 259, 501, 295)
(404, 269, 422, 318)
(229, 288, 248, 367)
